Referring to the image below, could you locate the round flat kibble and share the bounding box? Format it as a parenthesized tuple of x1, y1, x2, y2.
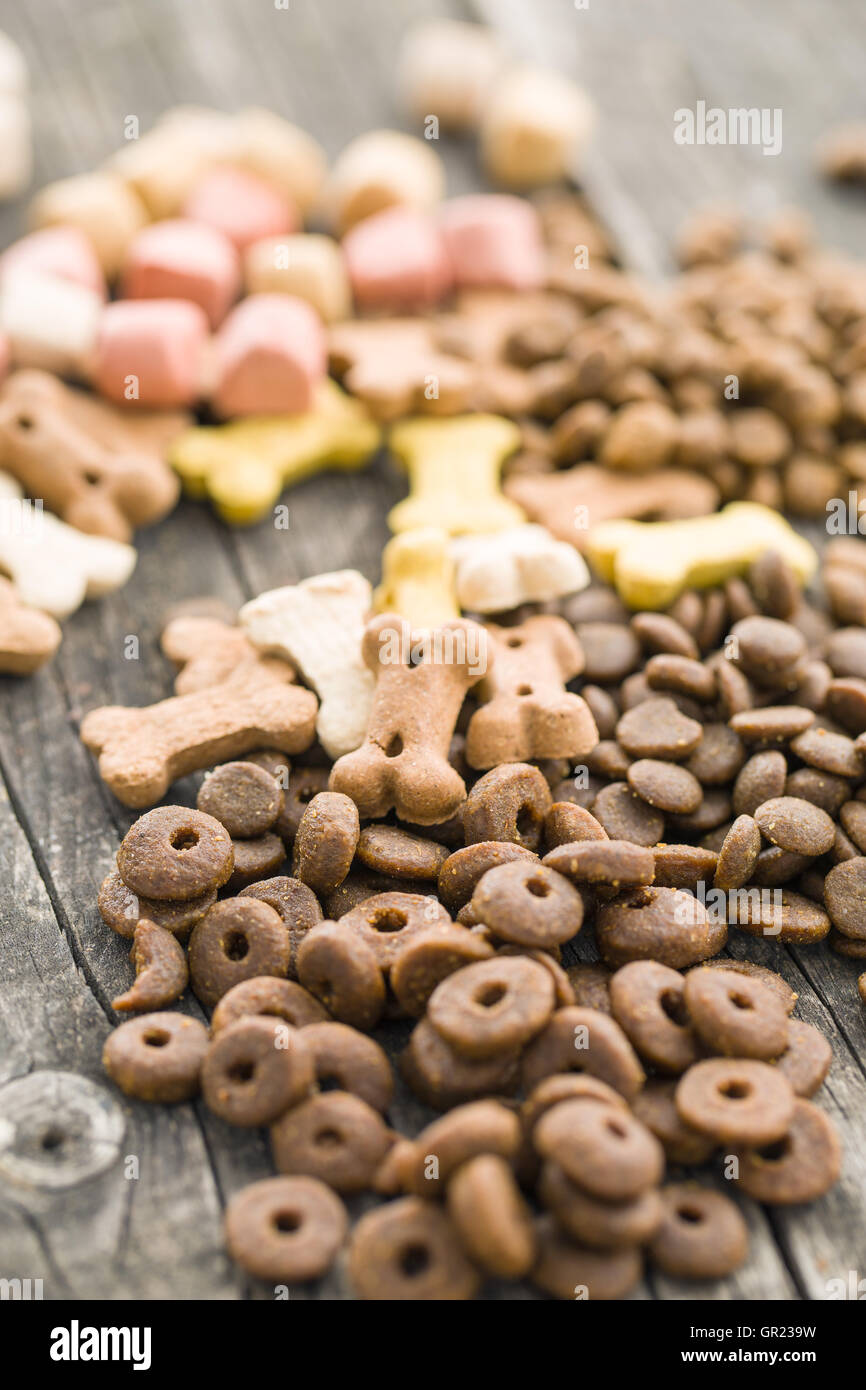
(645, 653, 716, 702)
(341, 892, 451, 972)
(729, 706, 815, 743)
(631, 612, 699, 659)
(616, 697, 703, 761)
(789, 725, 862, 777)
(98, 869, 216, 938)
(714, 657, 755, 717)
(580, 683, 620, 739)
(684, 723, 746, 785)
(754, 796, 835, 856)
(733, 750, 788, 817)
(301, 1021, 393, 1113)
(592, 782, 665, 847)
(271, 1091, 392, 1194)
(575, 622, 641, 683)
(675, 1058, 795, 1145)
(210, 977, 329, 1032)
(437, 841, 538, 912)
(427, 955, 555, 1060)
(683, 968, 790, 1060)
(197, 761, 283, 838)
(544, 839, 654, 889)
(531, 1215, 642, 1301)
(668, 788, 733, 836)
(730, 615, 805, 679)
(278, 766, 331, 843)
(520, 1005, 645, 1100)
(627, 759, 702, 815)
(565, 963, 612, 1014)
(632, 1079, 716, 1165)
(227, 833, 285, 890)
(446, 1154, 536, 1279)
(296, 921, 385, 1031)
(239, 876, 323, 977)
(543, 802, 607, 850)
(609, 960, 701, 1073)
(750, 845, 811, 887)
(688, 958, 797, 1014)
(749, 550, 799, 619)
(829, 928, 866, 958)
(775, 1018, 832, 1097)
(117, 806, 234, 901)
(470, 860, 584, 948)
(840, 801, 866, 853)
(201, 1016, 314, 1126)
(596, 886, 727, 970)
(730, 887, 830, 943)
(648, 1184, 748, 1279)
(103, 1012, 209, 1103)
(785, 767, 851, 816)
(224, 1176, 347, 1284)
(586, 740, 632, 780)
(825, 627, 866, 678)
(826, 677, 866, 734)
(650, 843, 716, 889)
(188, 898, 290, 1008)
(823, 857, 866, 939)
(390, 923, 495, 1017)
(714, 815, 761, 891)
(357, 825, 448, 881)
(348, 1197, 480, 1301)
(534, 1096, 663, 1201)
(538, 1160, 663, 1250)
(731, 1099, 841, 1204)
(292, 792, 360, 896)
(462, 763, 552, 850)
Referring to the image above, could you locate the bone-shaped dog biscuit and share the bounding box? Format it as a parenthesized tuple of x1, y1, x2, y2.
(240, 570, 374, 759)
(504, 463, 720, 549)
(169, 379, 381, 525)
(388, 414, 525, 535)
(161, 614, 295, 694)
(0, 473, 136, 618)
(452, 523, 590, 613)
(465, 615, 598, 769)
(374, 528, 459, 629)
(80, 664, 318, 808)
(0, 575, 61, 674)
(329, 613, 489, 824)
(587, 502, 818, 611)
(0, 370, 181, 541)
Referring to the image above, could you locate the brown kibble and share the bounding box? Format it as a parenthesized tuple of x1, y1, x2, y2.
(197, 760, 284, 837)
(648, 1184, 748, 1279)
(348, 1197, 481, 1301)
(292, 791, 360, 895)
(447, 1155, 536, 1279)
(117, 805, 234, 901)
(224, 1176, 347, 1284)
(188, 898, 290, 1007)
(111, 919, 189, 1012)
(103, 1012, 209, 1103)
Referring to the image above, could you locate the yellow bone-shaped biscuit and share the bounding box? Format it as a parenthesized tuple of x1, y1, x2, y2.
(388, 414, 524, 535)
(374, 527, 459, 629)
(587, 502, 818, 610)
(168, 380, 381, 525)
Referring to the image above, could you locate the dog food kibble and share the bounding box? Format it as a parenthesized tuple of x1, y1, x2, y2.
(111, 919, 189, 1011)
(609, 960, 701, 1073)
(753, 796, 836, 856)
(565, 962, 613, 1014)
(103, 1012, 210, 1103)
(632, 1079, 717, 1166)
(713, 815, 761, 891)
(340, 891, 451, 972)
(627, 759, 703, 815)
(98, 869, 217, 938)
(534, 1097, 664, 1201)
(271, 1091, 393, 1193)
(201, 1015, 314, 1126)
(775, 1019, 833, 1097)
(197, 759, 284, 837)
(427, 955, 555, 1058)
(731, 1099, 842, 1204)
(462, 762, 552, 849)
(292, 791, 360, 895)
(544, 838, 654, 889)
(521, 1005, 645, 1099)
(390, 923, 495, 1016)
(224, 1176, 348, 1283)
(675, 1058, 796, 1146)
(188, 897, 290, 1007)
(437, 840, 538, 911)
(302, 1021, 394, 1113)
(357, 824, 449, 880)
(348, 1196, 481, 1300)
(296, 920, 385, 1030)
(469, 860, 584, 947)
(596, 886, 726, 969)
(238, 875, 322, 976)
(531, 1214, 643, 1301)
(648, 1184, 748, 1279)
(538, 1160, 663, 1249)
(682, 968, 790, 1060)
(116, 805, 234, 900)
(226, 832, 285, 889)
(819, 857, 866, 939)
(446, 1153, 536, 1279)
(210, 976, 329, 1032)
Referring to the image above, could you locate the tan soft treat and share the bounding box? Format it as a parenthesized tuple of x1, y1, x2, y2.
(330, 614, 488, 824)
(465, 615, 598, 768)
(326, 129, 445, 233)
(0, 576, 61, 674)
(231, 107, 327, 213)
(81, 663, 317, 807)
(479, 64, 595, 188)
(244, 232, 350, 321)
(398, 19, 505, 131)
(161, 614, 294, 694)
(29, 170, 147, 277)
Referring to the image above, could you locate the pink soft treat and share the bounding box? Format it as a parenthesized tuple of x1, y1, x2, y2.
(211, 293, 326, 417)
(183, 167, 298, 253)
(342, 205, 453, 312)
(119, 219, 240, 328)
(1, 227, 106, 298)
(440, 194, 546, 290)
(95, 299, 208, 408)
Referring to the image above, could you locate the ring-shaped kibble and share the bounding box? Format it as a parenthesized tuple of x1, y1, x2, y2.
(520, 1005, 645, 1100)
(531, 1214, 643, 1301)
(683, 968, 790, 1060)
(437, 841, 539, 912)
(675, 1057, 795, 1146)
(239, 875, 323, 976)
(647, 1184, 748, 1279)
(499, 944, 575, 1007)
(296, 921, 385, 1031)
(595, 885, 727, 970)
(201, 1016, 314, 1126)
(469, 861, 584, 948)
(632, 1079, 717, 1165)
(461, 763, 552, 851)
(210, 977, 329, 1033)
(389, 924, 495, 1017)
(270, 1091, 392, 1194)
(116, 806, 234, 901)
(301, 1021, 393, 1113)
(445, 1154, 536, 1279)
(102, 1012, 210, 1103)
(538, 1160, 663, 1250)
(98, 869, 216, 939)
(224, 1176, 348, 1284)
(730, 1099, 842, 1204)
(401, 1099, 522, 1197)
(340, 891, 452, 972)
(686, 958, 798, 1014)
(609, 960, 701, 1074)
(403, 1018, 520, 1111)
(774, 1019, 833, 1098)
(348, 1196, 481, 1301)
(197, 760, 284, 838)
(188, 899, 290, 1008)
(426, 956, 555, 1061)
(521, 1074, 629, 1139)
(534, 1097, 664, 1201)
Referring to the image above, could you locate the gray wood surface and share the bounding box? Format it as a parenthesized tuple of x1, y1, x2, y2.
(0, 0, 864, 1302)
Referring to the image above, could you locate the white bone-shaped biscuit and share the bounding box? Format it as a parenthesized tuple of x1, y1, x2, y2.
(452, 523, 590, 613)
(240, 569, 375, 759)
(0, 472, 136, 617)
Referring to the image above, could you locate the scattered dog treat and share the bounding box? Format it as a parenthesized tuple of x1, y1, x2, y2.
(452, 524, 589, 613)
(388, 413, 524, 535)
(374, 527, 459, 629)
(0, 574, 60, 673)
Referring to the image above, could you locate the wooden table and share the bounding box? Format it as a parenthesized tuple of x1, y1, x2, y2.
(1, 0, 865, 1302)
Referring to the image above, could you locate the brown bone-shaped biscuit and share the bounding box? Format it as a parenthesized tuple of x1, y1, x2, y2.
(504, 463, 719, 549)
(0, 369, 182, 542)
(161, 614, 295, 694)
(328, 319, 477, 422)
(329, 613, 489, 824)
(465, 615, 599, 769)
(81, 665, 318, 808)
(0, 575, 61, 674)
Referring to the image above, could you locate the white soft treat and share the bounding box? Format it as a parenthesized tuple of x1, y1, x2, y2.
(398, 20, 505, 131)
(0, 269, 102, 376)
(452, 524, 590, 613)
(241, 569, 375, 758)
